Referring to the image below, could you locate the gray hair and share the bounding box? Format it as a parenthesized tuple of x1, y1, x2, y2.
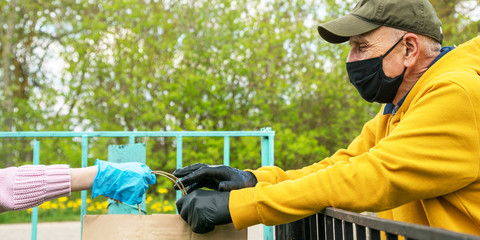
(390, 27, 441, 58)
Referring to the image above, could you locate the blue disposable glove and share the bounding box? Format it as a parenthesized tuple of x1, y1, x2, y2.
(91, 159, 156, 205)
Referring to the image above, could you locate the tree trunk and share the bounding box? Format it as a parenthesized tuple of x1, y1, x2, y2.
(1, 0, 17, 131)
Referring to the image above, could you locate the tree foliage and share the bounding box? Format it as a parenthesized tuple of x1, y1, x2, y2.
(0, 0, 478, 172)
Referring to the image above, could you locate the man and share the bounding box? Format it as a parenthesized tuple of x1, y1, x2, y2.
(175, 0, 480, 235)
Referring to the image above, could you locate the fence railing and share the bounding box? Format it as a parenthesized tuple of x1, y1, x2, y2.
(0, 128, 275, 240)
(275, 207, 480, 240)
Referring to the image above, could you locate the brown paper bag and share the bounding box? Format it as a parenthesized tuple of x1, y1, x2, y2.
(82, 214, 247, 240)
(82, 170, 245, 239)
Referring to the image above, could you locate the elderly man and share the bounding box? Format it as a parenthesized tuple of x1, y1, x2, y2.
(175, 0, 480, 235)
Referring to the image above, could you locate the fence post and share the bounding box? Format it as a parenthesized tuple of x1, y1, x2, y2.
(107, 143, 147, 214)
(31, 140, 40, 240)
(223, 136, 230, 166)
(80, 136, 89, 240)
(176, 136, 183, 201)
(261, 127, 275, 240)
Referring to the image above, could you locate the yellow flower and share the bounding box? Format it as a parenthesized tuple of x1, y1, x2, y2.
(40, 201, 51, 210)
(51, 203, 58, 209)
(163, 205, 174, 212)
(157, 187, 168, 194)
(164, 200, 169, 205)
(27, 208, 32, 214)
(58, 197, 68, 202)
(146, 196, 153, 204)
(71, 202, 79, 209)
(150, 202, 161, 209)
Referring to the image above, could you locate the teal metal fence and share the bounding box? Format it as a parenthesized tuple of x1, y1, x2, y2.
(0, 128, 275, 240)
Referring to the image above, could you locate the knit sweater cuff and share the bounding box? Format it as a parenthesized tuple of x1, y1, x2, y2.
(14, 165, 71, 211)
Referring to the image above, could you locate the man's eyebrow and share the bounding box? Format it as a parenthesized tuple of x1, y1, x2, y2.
(349, 35, 367, 45)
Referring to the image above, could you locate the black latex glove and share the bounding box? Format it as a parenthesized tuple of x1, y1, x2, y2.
(173, 163, 257, 193)
(176, 189, 232, 234)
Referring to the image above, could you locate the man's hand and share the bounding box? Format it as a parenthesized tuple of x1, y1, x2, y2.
(176, 190, 232, 233)
(91, 159, 156, 205)
(173, 163, 257, 193)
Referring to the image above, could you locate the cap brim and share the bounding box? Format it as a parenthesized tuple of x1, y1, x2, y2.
(317, 14, 381, 43)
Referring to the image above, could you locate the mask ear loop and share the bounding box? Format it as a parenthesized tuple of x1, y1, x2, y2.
(381, 34, 406, 59)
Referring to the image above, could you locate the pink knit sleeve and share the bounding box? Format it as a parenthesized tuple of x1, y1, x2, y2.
(0, 165, 71, 213)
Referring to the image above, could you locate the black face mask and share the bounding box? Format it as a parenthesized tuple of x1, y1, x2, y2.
(346, 36, 407, 103)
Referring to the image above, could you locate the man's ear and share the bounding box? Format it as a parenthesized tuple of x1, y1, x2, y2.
(403, 33, 420, 68)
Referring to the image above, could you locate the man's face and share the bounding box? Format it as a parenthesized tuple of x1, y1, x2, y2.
(347, 27, 406, 78)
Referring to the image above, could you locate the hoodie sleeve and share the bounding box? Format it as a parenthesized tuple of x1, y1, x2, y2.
(248, 115, 379, 184)
(0, 165, 71, 213)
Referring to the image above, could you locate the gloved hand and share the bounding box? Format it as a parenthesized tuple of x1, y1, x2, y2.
(91, 159, 156, 205)
(176, 189, 232, 234)
(173, 163, 257, 193)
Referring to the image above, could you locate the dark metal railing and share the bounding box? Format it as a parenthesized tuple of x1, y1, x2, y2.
(275, 207, 480, 240)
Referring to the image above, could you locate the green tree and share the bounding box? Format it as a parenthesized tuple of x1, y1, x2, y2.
(1, 0, 478, 173)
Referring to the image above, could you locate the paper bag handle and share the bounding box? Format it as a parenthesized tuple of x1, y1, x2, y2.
(151, 170, 187, 196)
(127, 170, 187, 215)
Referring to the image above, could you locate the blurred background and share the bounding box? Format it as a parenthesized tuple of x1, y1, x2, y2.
(0, 0, 478, 224)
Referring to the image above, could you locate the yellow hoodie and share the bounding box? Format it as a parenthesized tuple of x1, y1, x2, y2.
(230, 36, 480, 235)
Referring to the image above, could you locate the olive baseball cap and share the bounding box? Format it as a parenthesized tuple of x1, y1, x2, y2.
(317, 0, 443, 44)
